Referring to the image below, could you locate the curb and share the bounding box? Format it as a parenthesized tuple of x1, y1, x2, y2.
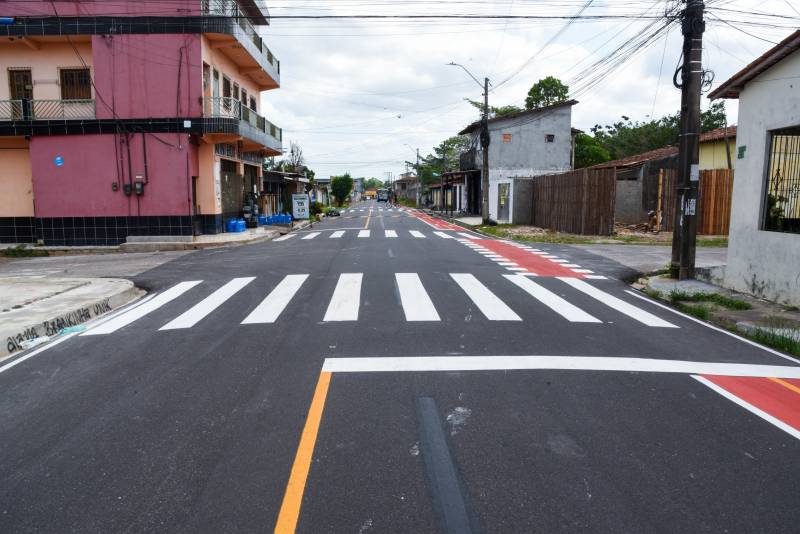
(1, 280, 143, 359)
(119, 230, 281, 252)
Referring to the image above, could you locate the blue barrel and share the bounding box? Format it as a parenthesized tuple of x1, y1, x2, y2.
(258, 215, 267, 226)
(236, 219, 246, 232)
(226, 218, 237, 233)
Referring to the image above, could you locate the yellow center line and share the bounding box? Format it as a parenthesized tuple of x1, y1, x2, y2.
(768, 376, 800, 395)
(275, 371, 332, 534)
(364, 211, 371, 229)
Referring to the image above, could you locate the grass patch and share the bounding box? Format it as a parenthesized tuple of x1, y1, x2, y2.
(675, 302, 710, 320)
(643, 288, 662, 300)
(744, 327, 800, 358)
(667, 290, 751, 310)
(477, 225, 727, 247)
(783, 305, 800, 312)
(1, 245, 49, 258)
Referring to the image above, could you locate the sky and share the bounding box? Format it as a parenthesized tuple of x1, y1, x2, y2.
(258, 0, 800, 179)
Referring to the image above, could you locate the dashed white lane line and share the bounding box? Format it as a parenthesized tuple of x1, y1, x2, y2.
(504, 275, 602, 323)
(161, 277, 255, 330)
(396, 273, 440, 321)
(433, 232, 454, 239)
(457, 232, 479, 240)
(85, 281, 203, 335)
(358, 230, 371, 238)
(450, 273, 522, 321)
(560, 278, 677, 328)
(322, 355, 800, 377)
(274, 234, 295, 242)
(409, 230, 425, 238)
(385, 230, 398, 238)
(301, 232, 321, 240)
(241, 274, 308, 324)
(323, 273, 362, 321)
(330, 231, 345, 238)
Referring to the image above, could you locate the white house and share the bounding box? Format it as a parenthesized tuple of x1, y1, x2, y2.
(459, 100, 577, 223)
(709, 30, 800, 306)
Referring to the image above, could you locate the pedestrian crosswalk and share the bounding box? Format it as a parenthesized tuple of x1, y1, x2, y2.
(82, 273, 679, 336)
(277, 229, 461, 241)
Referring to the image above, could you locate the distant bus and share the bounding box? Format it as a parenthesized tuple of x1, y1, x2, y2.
(377, 188, 389, 202)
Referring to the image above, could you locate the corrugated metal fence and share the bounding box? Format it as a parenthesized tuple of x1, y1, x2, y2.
(530, 168, 617, 235)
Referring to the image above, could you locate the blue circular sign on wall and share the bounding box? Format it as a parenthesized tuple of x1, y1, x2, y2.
(54, 155, 64, 167)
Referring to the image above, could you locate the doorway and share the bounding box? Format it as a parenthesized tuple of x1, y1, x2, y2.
(191, 176, 202, 235)
(8, 69, 32, 119)
(497, 183, 510, 222)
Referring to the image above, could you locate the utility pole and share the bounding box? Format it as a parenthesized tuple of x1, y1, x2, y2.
(416, 148, 421, 207)
(481, 76, 490, 224)
(670, 0, 705, 280)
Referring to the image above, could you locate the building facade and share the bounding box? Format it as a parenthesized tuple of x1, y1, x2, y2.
(459, 100, 576, 223)
(0, 0, 282, 245)
(709, 30, 800, 306)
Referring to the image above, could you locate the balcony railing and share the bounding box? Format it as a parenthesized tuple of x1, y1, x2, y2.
(204, 96, 282, 142)
(202, 0, 280, 75)
(0, 99, 96, 120)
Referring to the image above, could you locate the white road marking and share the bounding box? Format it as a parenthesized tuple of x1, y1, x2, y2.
(358, 230, 371, 238)
(84, 281, 203, 335)
(692, 375, 800, 440)
(241, 274, 308, 324)
(323, 273, 362, 321)
(409, 230, 425, 238)
(586, 275, 608, 280)
(506, 267, 528, 271)
(497, 262, 518, 266)
(551, 259, 569, 263)
(625, 290, 800, 364)
(395, 273, 440, 321)
(0, 333, 79, 375)
(301, 232, 321, 240)
(457, 232, 478, 240)
(563, 264, 581, 268)
(330, 231, 345, 238)
(434, 231, 454, 239)
(560, 278, 677, 328)
(274, 234, 295, 242)
(450, 273, 521, 321)
(161, 277, 255, 330)
(322, 355, 800, 377)
(504, 275, 601, 323)
(385, 230, 398, 238)
(571, 268, 594, 273)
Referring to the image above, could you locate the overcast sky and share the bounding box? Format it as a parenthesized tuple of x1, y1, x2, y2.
(258, 0, 799, 179)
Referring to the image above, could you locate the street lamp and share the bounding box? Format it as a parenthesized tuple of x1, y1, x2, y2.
(447, 62, 490, 224)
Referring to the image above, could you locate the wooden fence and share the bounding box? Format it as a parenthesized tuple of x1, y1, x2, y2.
(530, 168, 616, 235)
(657, 168, 734, 235)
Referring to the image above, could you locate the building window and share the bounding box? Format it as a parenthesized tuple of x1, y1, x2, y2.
(60, 68, 91, 99)
(545, 134, 555, 143)
(763, 127, 800, 234)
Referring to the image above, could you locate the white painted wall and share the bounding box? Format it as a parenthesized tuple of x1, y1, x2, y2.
(723, 51, 800, 305)
(473, 105, 573, 222)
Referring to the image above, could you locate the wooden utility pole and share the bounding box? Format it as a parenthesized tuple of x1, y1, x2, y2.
(481, 77, 491, 224)
(670, 0, 705, 279)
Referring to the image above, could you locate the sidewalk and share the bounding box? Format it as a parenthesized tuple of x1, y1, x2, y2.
(1, 276, 142, 359)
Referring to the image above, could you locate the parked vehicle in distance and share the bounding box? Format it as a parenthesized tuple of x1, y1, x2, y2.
(377, 189, 389, 202)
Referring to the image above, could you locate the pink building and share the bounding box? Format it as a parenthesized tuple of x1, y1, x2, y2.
(0, 0, 282, 245)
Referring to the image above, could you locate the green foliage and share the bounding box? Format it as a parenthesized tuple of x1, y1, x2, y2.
(574, 133, 611, 168)
(330, 173, 354, 206)
(525, 76, 569, 110)
(466, 99, 523, 118)
(2, 245, 48, 257)
(413, 136, 471, 187)
(591, 101, 728, 160)
(363, 177, 383, 190)
(668, 290, 752, 310)
(309, 201, 324, 216)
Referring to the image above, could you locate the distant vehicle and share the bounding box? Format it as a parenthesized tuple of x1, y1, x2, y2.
(377, 189, 389, 202)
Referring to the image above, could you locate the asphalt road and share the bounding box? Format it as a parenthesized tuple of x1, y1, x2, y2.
(1, 200, 798, 533)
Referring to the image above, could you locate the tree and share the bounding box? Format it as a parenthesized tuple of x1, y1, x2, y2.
(287, 141, 304, 173)
(364, 177, 383, 189)
(525, 76, 569, 110)
(466, 99, 522, 118)
(331, 173, 354, 206)
(574, 133, 612, 168)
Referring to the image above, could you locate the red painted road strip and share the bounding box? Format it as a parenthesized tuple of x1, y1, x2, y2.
(472, 239, 584, 278)
(408, 211, 464, 231)
(701, 375, 800, 431)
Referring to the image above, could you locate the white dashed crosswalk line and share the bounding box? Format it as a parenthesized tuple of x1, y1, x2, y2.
(504, 275, 602, 323)
(274, 234, 295, 242)
(241, 275, 308, 324)
(433, 231, 454, 239)
(450, 273, 521, 321)
(330, 231, 345, 238)
(301, 232, 320, 240)
(358, 230, 371, 238)
(385, 230, 398, 238)
(323, 273, 363, 321)
(83, 281, 203, 335)
(457, 232, 479, 240)
(160, 277, 255, 330)
(558, 277, 678, 328)
(409, 230, 425, 238)
(395, 273, 440, 321)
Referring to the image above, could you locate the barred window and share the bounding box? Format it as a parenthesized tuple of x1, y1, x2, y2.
(60, 68, 91, 99)
(763, 127, 800, 234)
